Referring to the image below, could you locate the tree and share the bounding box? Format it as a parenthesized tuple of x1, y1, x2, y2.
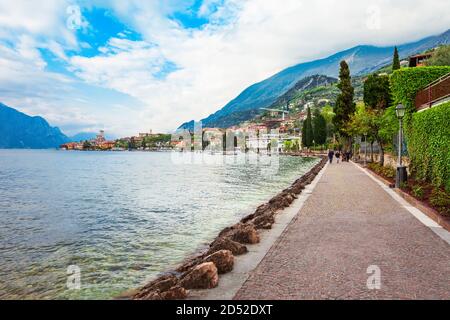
(345, 103, 371, 139)
(321, 105, 335, 139)
(363, 74, 393, 165)
(363, 74, 392, 110)
(82, 140, 92, 150)
(302, 107, 314, 148)
(129, 137, 136, 150)
(392, 46, 400, 71)
(333, 61, 355, 138)
(426, 45, 450, 66)
(313, 109, 327, 145)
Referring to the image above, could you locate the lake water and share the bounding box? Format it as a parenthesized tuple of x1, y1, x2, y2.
(0, 150, 318, 299)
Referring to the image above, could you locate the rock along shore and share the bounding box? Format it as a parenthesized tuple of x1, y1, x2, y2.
(126, 156, 328, 300)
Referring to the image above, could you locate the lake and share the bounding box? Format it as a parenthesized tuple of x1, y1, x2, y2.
(0, 150, 318, 299)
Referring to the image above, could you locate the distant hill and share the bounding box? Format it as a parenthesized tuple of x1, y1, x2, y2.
(179, 29, 450, 129)
(0, 103, 69, 149)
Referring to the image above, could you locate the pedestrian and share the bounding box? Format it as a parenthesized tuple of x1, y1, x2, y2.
(335, 151, 341, 164)
(345, 150, 352, 162)
(328, 149, 335, 164)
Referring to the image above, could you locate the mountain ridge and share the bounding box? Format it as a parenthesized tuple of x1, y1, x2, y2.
(0, 103, 70, 149)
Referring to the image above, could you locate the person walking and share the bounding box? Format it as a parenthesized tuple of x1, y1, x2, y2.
(328, 149, 335, 164)
(335, 151, 341, 164)
(345, 150, 352, 162)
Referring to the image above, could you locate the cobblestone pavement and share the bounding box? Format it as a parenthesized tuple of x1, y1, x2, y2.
(234, 162, 450, 300)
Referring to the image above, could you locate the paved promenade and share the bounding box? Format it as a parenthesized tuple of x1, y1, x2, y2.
(234, 162, 450, 300)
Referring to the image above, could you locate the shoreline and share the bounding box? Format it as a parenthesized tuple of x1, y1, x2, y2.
(123, 155, 328, 300)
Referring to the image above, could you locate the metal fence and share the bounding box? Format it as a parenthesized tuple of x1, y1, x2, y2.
(415, 72, 450, 111)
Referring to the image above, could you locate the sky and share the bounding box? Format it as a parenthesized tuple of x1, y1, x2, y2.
(0, 0, 449, 137)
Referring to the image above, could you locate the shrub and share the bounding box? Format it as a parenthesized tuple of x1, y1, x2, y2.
(382, 166, 396, 179)
(368, 163, 396, 180)
(430, 188, 450, 216)
(411, 185, 425, 200)
(399, 181, 409, 190)
(408, 102, 450, 188)
(426, 45, 450, 67)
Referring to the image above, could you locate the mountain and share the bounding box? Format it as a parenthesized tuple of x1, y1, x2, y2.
(179, 29, 450, 129)
(0, 103, 69, 149)
(270, 75, 338, 108)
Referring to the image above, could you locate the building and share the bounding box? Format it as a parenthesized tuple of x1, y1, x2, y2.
(139, 130, 153, 138)
(409, 53, 433, 67)
(60, 142, 82, 150)
(93, 130, 106, 146)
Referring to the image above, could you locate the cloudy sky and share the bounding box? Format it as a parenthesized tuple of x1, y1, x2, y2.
(0, 0, 449, 136)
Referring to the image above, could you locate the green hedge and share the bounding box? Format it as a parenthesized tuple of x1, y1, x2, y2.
(390, 66, 450, 109)
(390, 67, 450, 189)
(408, 102, 450, 189)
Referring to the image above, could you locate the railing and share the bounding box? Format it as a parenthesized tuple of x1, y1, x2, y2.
(415, 72, 450, 111)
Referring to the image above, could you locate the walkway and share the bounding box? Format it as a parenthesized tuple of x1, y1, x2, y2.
(234, 162, 450, 300)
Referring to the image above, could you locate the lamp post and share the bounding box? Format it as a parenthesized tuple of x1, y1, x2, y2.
(395, 104, 407, 188)
(364, 133, 368, 167)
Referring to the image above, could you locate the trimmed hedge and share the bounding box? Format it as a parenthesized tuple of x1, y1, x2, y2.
(390, 66, 450, 109)
(408, 102, 450, 189)
(390, 67, 450, 189)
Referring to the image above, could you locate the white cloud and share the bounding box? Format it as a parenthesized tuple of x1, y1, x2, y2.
(1, 0, 450, 136)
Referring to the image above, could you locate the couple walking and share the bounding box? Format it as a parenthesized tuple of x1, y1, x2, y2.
(328, 150, 351, 164)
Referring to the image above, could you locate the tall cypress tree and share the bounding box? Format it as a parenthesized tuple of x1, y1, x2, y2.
(393, 46, 400, 71)
(302, 107, 314, 148)
(333, 60, 355, 137)
(306, 107, 314, 147)
(313, 109, 327, 145)
(301, 117, 307, 148)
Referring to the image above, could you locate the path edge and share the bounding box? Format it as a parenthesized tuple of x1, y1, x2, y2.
(352, 161, 450, 245)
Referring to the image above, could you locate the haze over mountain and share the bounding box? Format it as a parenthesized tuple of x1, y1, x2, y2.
(179, 29, 450, 130)
(0, 103, 69, 149)
(70, 132, 116, 142)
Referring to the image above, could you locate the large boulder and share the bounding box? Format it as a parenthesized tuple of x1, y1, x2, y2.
(176, 256, 205, 273)
(254, 203, 275, 216)
(252, 212, 275, 229)
(160, 286, 188, 300)
(209, 237, 248, 255)
(269, 194, 290, 210)
(204, 250, 234, 274)
(180, 262, 219, 289)
(283, 193, 295, 204)
(133, 275, 187, 300)
(135, 275, 177, 296)
(219, 223, 260, 244)
(291, 183, 306, 194)
(232, 224, 260, 244)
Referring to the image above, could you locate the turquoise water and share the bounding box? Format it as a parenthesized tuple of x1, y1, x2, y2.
(0, 150, 318, 299)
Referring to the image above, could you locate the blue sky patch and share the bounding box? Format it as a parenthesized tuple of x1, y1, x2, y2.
(72, 7, 142, 57)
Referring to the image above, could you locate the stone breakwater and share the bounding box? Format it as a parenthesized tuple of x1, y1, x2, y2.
(130, 156, 328, 300)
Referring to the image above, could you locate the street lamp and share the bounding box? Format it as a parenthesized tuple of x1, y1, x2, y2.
(364, 133, 368, 167)
(395, 104, 407, 188)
